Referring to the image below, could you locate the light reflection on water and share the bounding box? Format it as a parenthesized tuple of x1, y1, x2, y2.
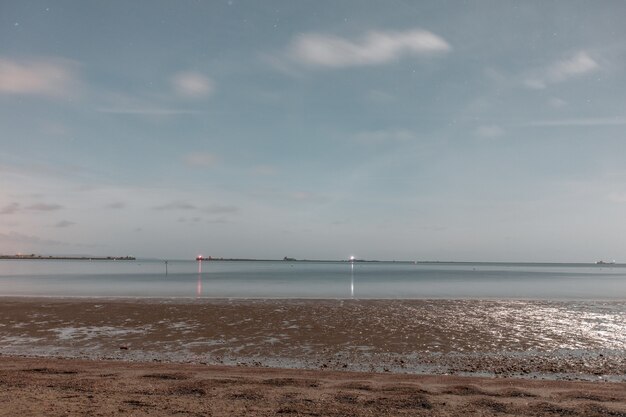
(0, 259, 626, 299)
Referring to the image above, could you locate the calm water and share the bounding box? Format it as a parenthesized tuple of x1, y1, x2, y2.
(1, 260, 626, 299)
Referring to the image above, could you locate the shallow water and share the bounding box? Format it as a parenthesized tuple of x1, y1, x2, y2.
(1, 259, 626, 299)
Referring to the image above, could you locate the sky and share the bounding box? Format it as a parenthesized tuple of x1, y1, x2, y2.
(1, 0, 626, 262)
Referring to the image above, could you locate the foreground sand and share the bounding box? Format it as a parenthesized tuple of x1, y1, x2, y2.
(1, 356, 625, 416)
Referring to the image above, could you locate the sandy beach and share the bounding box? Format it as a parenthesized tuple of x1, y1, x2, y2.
(1, 356, 625, 416)
(1, 297, 625, 415)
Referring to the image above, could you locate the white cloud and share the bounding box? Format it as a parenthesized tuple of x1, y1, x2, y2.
(524, 51, 599, 89)
(183, 152, 218, 168)
(0, 57, 80, 97)
(475, 125, 504, 138)
(287, 29, 450, 68)
(548, 51, 599, 81)
(172, 71, 214, 98)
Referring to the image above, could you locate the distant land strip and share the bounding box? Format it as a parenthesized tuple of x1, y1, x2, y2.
(0, 255, 136, 261)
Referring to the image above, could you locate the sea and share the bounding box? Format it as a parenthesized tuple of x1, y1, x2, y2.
(1, 259, 625, 299)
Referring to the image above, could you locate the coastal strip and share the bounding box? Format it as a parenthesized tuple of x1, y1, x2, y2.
(0, 255, 136, 261)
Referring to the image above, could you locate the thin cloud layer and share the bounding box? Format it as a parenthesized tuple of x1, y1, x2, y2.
(0, 57, 80, 97)
(0, 231, 66, 246)
(154, 201, 197, 211)
(0, 203, 20, 215)
(475, 125, 504, 138)
(55, 220, 75, 228)
(26, 203, 63, 211)
(203, 204, 239, 214)
(525, 51, 599, 89)
(0, 202, 63, 214)
(154, 201, 239, 216)
(172, 71, 214, 98)
(97, 107, 203, 115)
(548, 51, 599, 82)
(183, 152, 218, 168)
(354, 129, 416, 143)
(106, 202, 126, 209)
(288, 29, 450, 68)
(527, 117, 626, 127)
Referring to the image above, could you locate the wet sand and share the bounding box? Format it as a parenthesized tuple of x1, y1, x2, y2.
(1, 298, 624, 380)
(0, 297, 625, 415)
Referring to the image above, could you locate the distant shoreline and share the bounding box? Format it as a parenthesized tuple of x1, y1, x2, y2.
(0, 255, 136, 261)
(196, 258, 621, 266)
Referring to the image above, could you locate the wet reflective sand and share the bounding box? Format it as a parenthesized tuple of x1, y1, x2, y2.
(1, 298, 624, 381)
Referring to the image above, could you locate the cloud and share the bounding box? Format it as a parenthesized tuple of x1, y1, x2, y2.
(106, 202, 126, 209)
(203, 204, 239, 214)
(368, 89, 395, 102)
(474, 125, 504, 138)
(156, 201, 239, 215)
(548, 51, 599, 81)
(526, 117, 626, 127)
(1, 202, 63, 214)
(286, 29, 450, 69)
(96, 90, 206, 116)
(54, 220, 75, 228)
(548, 97, 567, 108)
(524, 51, 599, 89)
(183, 152, 218, 168)
(0, 202, 20, 215)
(25, 203, 63, 211)
(608, 192, 626, 203)
(154, 201, 197, 211)
(172, 71, 214, 98)
(0, 231, 66, 246)
(354, 129, 416, 143)
(524, 79, 547, 90)
(252, 165, 278, 176)
(178, 216, 203, 223)
(289, 191, 329, 203)
(0, 57, 80, 97)
(97, 108, 202, 115)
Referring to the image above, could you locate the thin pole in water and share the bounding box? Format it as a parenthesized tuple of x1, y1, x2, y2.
(165, 260, 168, 276)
